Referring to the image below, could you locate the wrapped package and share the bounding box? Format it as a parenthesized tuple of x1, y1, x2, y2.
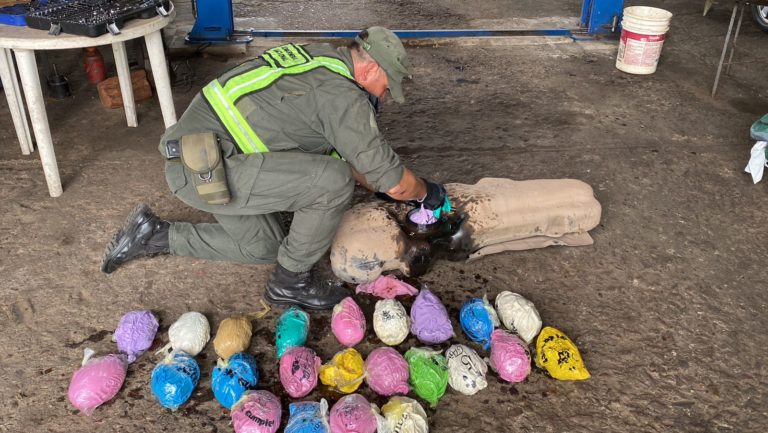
(151, 351, 200, 410)
(355, 275, 419, 299)
(156, 311, 210, 357)
(280, 346, 321, 398)
(67, 349, 128, 415)
(284, 400, 330, 433)
(276, 306, 310, 358)
(489, 329, 530, 383)
(459, 296, 499, 350)
(114, 310, 159, 363)
(331, 297, 366, 347)
(214, 316, 253, 361)
(364, 347, 409, 396)
(494, 291, 542, 344)
(409, 289, 453, 345)
(380, 396, 429, 433)
(373, 299, 410, 346)
(329, 394, 380, 433)
(535, 326, 590, 380)
(445, 344, 488, 395)
(231, 390, 282, 433)
(404, 348, 448, 407)
(212, 352, 260, 409)
(319, 348, 365, 394)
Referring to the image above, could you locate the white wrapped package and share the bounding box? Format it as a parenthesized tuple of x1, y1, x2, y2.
(745, 141, 768, 184)
(494, 292, 541, 344)
(444, 344, 488, 396)
(157, 311, 210, 356)
(373, 299, 410, 346)
(380, 396, 428, 433)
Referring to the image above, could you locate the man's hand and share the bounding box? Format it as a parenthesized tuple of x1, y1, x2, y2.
(384, 169, 451, 217)
(387, 167, 427, 201)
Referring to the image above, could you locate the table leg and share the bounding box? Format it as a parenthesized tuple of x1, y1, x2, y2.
(112, 41, 137, 127)
(0, 48, 33, 155)
(725, 3, 746, 75)
(14, 49, 62, 197)
(144, 30, 176, 128)
(711, 2, 739, 97)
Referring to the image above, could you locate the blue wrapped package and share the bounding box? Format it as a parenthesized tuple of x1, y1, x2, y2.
(212, 352, 260, 409)
(276, 306, 310, 358)
(151, 351, 200, 410)
(284, 399, 330, 433)
(459, 296, 499, 350)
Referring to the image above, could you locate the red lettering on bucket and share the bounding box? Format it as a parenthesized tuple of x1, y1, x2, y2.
(620, 29, 666, 44)
(617, 28, 667, 69)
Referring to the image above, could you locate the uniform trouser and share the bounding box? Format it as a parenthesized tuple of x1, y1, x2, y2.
(164, 150, 355, 273)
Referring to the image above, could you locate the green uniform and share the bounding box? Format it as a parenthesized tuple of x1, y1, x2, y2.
(158, 44, 404, 272)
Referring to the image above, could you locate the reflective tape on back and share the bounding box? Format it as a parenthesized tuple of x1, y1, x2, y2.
(202, 47, 353, 155)
(202, 81, 268, 154)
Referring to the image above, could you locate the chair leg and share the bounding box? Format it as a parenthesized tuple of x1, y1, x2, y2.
(712, 1, 740, 97)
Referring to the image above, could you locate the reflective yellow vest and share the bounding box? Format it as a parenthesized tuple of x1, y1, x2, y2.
(202, 43, 352, 157)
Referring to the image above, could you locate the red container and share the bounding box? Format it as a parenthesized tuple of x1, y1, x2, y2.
(83, 47, 106, 84)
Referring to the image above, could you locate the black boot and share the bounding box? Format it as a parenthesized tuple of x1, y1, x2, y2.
(101, 204, 170, 274)
(265, 263, 348, 310)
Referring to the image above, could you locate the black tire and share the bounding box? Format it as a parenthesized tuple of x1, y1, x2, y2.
(752, 4, 768, 33)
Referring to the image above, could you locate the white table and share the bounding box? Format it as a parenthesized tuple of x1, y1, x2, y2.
(0, 5, 177, 197)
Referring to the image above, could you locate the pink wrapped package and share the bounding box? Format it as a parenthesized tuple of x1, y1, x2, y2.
(279, 346, 321, 398)
(410, 288, 454, 344)
(67, 349, 128, 415)
(331, 297, 366, 347)
(329, 394, 378, 433)
(489, 329, 531, 383)
(356, 275, 419, 299)
(114, 310, 159, 363)
(231, 390, 282, 433)
(364, 347, 409, 396)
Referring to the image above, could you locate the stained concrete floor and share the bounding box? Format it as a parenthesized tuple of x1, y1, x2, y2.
(1, 1, 767, 432)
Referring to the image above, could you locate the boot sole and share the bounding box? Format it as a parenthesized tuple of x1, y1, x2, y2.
(263, 291, 337, 311)
(100, 204, 152, 274)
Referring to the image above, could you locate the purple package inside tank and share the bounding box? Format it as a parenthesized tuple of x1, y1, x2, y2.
(410, 288, 453, 344)
(115, 310, 159, 363)
(408, 205, 437, 225)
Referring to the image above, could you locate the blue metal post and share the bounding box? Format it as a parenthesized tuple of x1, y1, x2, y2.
(186, 0, 252, 43)
(580, 0, 624, 34)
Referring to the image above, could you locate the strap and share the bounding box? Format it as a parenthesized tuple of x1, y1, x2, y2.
(202, 80, 270, 154)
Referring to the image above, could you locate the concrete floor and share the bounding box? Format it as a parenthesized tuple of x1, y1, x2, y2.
(1, 1, 767, 432)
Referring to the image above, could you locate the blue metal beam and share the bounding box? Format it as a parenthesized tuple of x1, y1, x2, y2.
(249, 29, 579, 39)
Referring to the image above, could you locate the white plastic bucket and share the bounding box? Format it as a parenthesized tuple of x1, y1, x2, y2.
(615, 6, 673, 75)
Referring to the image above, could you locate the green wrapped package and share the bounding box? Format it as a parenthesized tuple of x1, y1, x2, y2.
(404, 347, 449, 407)
(751, 113, 768, 142)
(276, 306, 310, 358)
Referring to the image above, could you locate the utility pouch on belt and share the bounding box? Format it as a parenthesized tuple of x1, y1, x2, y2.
(180, 132, 231, 205)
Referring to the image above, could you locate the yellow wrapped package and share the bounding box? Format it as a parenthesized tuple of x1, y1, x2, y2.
(535, 326, 590, 380)
(214, 316, 253, 361)
(319, 348, 365, 393)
